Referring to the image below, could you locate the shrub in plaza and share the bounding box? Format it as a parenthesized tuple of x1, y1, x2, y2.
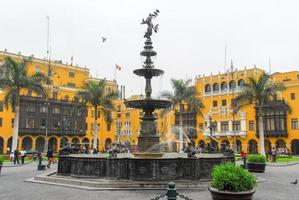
(247, 154, 266, 173)
(209, 163, 256, 200)
(0, 155, 4, 174)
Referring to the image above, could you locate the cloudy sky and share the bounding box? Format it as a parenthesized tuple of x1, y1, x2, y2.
(1, 0, 299, 97)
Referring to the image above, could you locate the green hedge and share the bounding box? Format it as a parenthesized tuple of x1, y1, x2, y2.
(211, 163, 256, 192)
(0, 155, 4, 165)
(248, 154, 266, 163)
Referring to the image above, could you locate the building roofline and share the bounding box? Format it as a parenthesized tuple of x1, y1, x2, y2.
(0, 50, 90, 72)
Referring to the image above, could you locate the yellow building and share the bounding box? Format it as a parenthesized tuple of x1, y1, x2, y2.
(1, 50, 298, 155)
(0, 51, 118, 153)
(194, 67, 299, 155)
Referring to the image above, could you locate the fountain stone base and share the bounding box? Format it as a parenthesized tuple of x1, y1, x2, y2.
(57, 154, 234, 181)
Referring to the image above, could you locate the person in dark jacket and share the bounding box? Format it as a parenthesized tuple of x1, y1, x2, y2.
(14, 149, 20, 164)
(46, 149, 54, 168)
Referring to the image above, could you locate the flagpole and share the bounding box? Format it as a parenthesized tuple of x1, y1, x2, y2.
(114, 66, 116, 81)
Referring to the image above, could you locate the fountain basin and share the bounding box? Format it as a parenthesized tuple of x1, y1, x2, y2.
(58, 153, 234, 181)
(125, 98, 172, 110)
(133, 68, 164, 77)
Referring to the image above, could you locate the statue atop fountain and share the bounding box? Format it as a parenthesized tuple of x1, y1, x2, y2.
(125, 10, 172, 155)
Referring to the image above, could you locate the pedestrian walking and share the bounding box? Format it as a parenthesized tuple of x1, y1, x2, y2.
(20, 149, 26, 164)
(271, 147, 277, 162)
(46, 149, 54, 168)
(13, 149, 20, 164)
(241, 151, 247, 168)
(10, 151, 14, 162)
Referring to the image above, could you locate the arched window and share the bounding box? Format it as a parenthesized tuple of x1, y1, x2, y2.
(221, 82, 227, 91)
(64, 95, 69, 101)
(205, 84, 211, 93)
(238, 79, 245, 88)
(212, 83, 219, 92)
(229, 80, 236, 90)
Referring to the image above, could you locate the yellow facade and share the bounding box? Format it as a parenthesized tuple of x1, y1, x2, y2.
(0, 51, 118, 153)
(194, 67, 299, 154)
(1, 50, 299, 155)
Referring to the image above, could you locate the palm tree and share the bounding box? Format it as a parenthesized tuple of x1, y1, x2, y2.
(0, 56, 49, 151)
(160, 78, 204, 153)
(77, 80, 117, 150)
(235, 72, 286, 156)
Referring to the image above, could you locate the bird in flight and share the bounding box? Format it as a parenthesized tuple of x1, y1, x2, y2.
(101, 37, 107, 43)
(290, 179, 297, 185)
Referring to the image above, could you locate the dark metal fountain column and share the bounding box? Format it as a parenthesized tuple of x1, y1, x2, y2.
(125, 11, 172, 153)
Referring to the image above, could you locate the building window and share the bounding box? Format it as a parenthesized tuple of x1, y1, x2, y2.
(205, 84, 211, 93)
(291, 93, 296, 100)
(117, 113, 121, 118)
(40, 106, 48, 113)
(198, 123, 204, 131)
(0, 118, 2, 127)
(0, 101, 3, 112)
(221, 122, 229, 132)
(69, 72, 75, 78)
(291, 118, 298, 130)
(222, 99, 227, 106)
(40, 118, 46, 129)
(77, 109, 82, 116)
(67, 83, 76, 88)
(97, 110, 101, 118)
(26, 106, 35, 113)
(117, 105, 121, 112)
(233, 121, 240, 131)
(126, 113, 130, 118)
(11, 118, 14, 128)
(52, 91, 58, 99)
(52, 107, 60, 114)
(107, 123, 111, 131)
(249, 120, 254, 131)
(35, 66, 41, 73)
(213, 100, 218, 107)
(48, 68, 52, 77)
(25, 117, 34, 128)
(266, 118, 275, 131)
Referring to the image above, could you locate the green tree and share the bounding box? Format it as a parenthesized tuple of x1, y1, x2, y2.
(0, 56, 49, 151)
(160, 78, 204, 153)
(235, 72, 286, 155)
(77, 80, 117, 150)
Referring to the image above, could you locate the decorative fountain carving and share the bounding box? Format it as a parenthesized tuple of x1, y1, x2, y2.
(125, 10, 172, 154)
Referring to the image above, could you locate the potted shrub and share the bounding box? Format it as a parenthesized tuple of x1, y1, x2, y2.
(0, 155, 4, 174)
(247, 154, 266, 173)
(209, 163, 256, 200)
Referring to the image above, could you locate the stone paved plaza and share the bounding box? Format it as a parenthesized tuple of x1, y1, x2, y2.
(0, 161, 299, 200)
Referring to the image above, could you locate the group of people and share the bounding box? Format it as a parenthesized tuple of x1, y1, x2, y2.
(8, 148, 27, 165)
(267, 147, 290, 162)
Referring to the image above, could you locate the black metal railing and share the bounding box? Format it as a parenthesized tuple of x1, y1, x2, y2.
(150, 182, 193, 200)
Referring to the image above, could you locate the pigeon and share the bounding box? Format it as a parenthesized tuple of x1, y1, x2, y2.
(101, 37, 107, 43)
(290, 179, 297, 185)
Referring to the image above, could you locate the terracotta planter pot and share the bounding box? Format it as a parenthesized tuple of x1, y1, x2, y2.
(247, 163, 266, 173)
(209, 187, 255, 200)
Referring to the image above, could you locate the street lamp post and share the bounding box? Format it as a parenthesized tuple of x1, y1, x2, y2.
(44, 101, 50, 153)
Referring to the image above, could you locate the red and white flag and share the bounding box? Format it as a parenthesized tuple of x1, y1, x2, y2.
(115, 64, 121, 71)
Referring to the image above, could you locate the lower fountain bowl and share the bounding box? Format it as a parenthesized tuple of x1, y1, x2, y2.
(57, 153, 235, 181)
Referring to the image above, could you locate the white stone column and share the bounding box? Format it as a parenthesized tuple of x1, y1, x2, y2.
(229, 120, 233, 132)
(217, 121, 221, 132)
(241, 112, 247, 132)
